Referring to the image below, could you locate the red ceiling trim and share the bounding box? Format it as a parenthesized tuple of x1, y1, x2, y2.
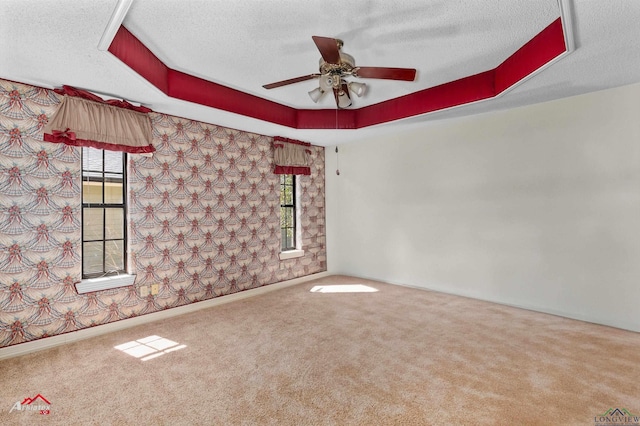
(167, 69, 297, 127)
(356, 70, 497, 128)
(109, 26, 169, 94)
(108, 17, 566, 130)
(296, 108, 358, 130)
(494, 18, 566, 93)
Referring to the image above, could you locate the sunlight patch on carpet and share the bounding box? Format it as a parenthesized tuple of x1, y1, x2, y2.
(114, 335, 187, 361)
(310, 284, 378, 293)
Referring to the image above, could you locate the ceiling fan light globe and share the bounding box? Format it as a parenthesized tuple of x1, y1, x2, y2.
(308, 87, 325, 103)
(337, 91, 352, 108)
(349, 81, 367, 97)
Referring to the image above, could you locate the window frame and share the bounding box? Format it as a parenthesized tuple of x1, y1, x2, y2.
(81, 147, 127, 279)
(280, 174, 296, 252)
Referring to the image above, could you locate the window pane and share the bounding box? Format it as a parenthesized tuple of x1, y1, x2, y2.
(281, 228, 294, 250)
(105, 208, 124, 239)
(281, 207, 294, 228)
(83, 180, 103, 204)
(284, 185, 293, 205)
(284, 174, 293, 185)
(284, 207, 293, 227)
(280, 206, 286, 228)
(104, 150, 123, 173)
(82, 147, 102, 172)
(104, 180, 123, 204)
(105, 240, 125, 271)
(83, 241, 103, 275)
(83, 208, 104, 241)
(281, 229, 293, 250)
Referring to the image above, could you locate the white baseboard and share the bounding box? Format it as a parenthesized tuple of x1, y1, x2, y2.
(0, 271, 330, 361)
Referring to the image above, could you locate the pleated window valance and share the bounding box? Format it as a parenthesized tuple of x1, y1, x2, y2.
(273, 136, 311, 175)
(43, 87, 154, 154)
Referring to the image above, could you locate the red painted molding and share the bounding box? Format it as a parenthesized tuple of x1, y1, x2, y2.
(495, 18, 566, 93)
(296, 108, 358, 130)
(357, 70, 497, 128)
(167, 69, 297, 127)
(109, 26, 169, 94)
(108, 18, 566, 130)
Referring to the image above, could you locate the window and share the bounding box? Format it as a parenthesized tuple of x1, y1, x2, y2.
(81, 147, 126, 278)
(280, 174, 296, 251)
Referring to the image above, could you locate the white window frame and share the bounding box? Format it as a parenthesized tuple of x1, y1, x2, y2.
(279, 174, 304, 260)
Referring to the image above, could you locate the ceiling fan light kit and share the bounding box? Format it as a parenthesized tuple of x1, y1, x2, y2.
(263, 36, 416, 109)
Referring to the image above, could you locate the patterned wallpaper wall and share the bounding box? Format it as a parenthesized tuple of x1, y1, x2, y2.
(0, 78, 326, 348)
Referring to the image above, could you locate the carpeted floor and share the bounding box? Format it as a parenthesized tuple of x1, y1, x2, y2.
(1, 275, 639, 425)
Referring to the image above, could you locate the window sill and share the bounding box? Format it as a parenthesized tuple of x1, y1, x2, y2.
(76, 274, 136, 294)
(279, 249, 305, 260)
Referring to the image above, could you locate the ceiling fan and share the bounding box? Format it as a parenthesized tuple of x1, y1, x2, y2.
(263, 36, 417, 109)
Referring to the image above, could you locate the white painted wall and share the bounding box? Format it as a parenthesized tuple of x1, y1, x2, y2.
(326, 83, 640, 332)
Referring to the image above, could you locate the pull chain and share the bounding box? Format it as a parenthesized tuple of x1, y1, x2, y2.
(335, 108, 340, 176)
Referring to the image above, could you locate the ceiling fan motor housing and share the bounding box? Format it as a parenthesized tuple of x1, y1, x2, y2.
(319, 52, 356, 77)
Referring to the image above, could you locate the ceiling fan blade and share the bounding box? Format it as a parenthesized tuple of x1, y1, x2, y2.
(333, 82, 352, 109)
(355, 67, 417, 81)
(263, 74, 320, 89)
(312, 36, 341, 64)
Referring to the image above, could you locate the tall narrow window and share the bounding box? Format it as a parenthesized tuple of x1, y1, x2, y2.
(82, 147, 126, 278)
(280, 174, 296, 251)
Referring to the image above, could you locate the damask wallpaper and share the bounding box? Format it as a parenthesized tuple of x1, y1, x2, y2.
(0, 78, 326, 348)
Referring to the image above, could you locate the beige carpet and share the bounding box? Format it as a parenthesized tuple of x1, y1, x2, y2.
(1, 275, 639, 425)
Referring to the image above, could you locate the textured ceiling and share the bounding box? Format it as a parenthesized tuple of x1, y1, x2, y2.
(1, 0, 640, 146)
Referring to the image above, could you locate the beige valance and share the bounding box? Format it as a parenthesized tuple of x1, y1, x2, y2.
(273, 136, 311, 175)
(43, 95, 154, 154)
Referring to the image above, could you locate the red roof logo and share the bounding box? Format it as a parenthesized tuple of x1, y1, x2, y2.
(21, 394, 51, 405)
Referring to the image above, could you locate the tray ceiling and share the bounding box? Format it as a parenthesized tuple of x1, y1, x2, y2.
(1, 0, 640, 145)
